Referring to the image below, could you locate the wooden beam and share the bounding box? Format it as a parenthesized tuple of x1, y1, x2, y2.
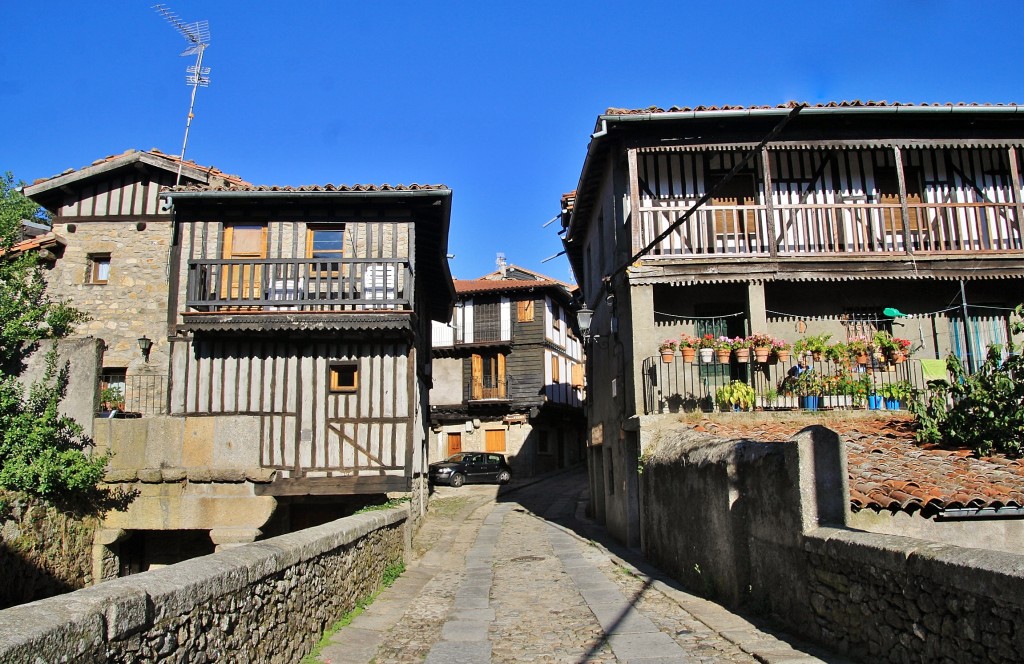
(254, 474, 410, 496)
(1008, 147, 1024, 249)
(761, 147, 777, 258)
(893, 146, 913, 254)
(627, 148, 642, 256)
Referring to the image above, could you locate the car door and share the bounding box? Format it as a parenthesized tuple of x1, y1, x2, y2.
(462, 454, 483, 483)
(478, 454, 501, 482)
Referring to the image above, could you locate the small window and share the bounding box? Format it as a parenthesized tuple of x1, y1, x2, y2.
(88, 254, 110, 284)
(307, 226, 345, 261)
(329, 362, 358, 393)
(551, 355, 561, 383)
(551, 302, 562, 330)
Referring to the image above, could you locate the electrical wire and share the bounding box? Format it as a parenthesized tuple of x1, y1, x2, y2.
(764, 306, 961, 322)
(654, 311, 746, 321)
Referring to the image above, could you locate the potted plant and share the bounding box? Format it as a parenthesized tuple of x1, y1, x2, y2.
(714, 336, 734, 364)
(795, 370, 824, 410)
(847, 336, 871, 365)
(825, 340, 849, 366)
(771, 338, 792, 363)
(747, 333, 773, 363)
(697, 334, 717, 363)
(732, 336, 752, 363)
(100, 385, 125, 412)
(659, 338, 678, 363)
(678, 334, 698, 362)
(880, 380, 915, 410)
(794, 333, 831, 361)
(714, 380, 756, 411)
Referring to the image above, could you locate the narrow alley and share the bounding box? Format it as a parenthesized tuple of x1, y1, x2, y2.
(316, 469, 846, 664)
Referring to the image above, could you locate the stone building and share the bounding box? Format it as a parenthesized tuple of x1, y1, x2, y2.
(21, 152, 455, 576)
(561, 101, 1024, 545)
(429, 264, 585, 476)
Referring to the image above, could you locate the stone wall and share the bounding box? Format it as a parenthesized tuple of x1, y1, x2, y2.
(638, 422, 1024, 663)
(0, 506, 407, 663)
(0, 492, 98, 609)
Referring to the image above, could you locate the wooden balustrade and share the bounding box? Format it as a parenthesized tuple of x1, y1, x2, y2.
(186, 258, 411, 311)
(638, 201, 1022, 257)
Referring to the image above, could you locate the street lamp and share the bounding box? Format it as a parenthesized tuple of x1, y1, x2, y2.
(576, 307, 593, 343)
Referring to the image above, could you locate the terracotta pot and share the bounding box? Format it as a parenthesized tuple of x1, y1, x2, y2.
(812, 351, 823, 362)
(775, 349, 790, 363)
(754, 347, 771, 363)
(715, 349, 732, 364)
(661, 352, 675, 363)
(855, 352, 869, 365)
(680, 347, 696, 362)
(734, 348, 750, 363)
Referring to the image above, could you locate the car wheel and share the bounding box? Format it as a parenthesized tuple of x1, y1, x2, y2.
(497, 470, 511, 484)
(449, 473, 465, 488)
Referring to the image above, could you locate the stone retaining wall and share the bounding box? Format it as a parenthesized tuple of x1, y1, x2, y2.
(639, 423, 1024, 663)
(0, 506, 408, 663)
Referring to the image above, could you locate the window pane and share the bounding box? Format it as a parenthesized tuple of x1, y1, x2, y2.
(310, 229, 344, 258)
(95, 259, 110, 282)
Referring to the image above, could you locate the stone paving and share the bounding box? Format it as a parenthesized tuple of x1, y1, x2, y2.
(318, 469, 847, 664)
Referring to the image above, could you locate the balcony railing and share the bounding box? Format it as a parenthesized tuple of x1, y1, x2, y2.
(642, 355, 930, 415)
(470, 376, 508, 401)
(434, 320, 513, 347)
(185, 258, 411, 312)
(98, 373, 167, 417)
(639, 201, 1022, 257)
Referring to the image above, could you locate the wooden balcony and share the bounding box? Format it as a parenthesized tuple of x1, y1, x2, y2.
(185, 258, 411, 312)
(639, 201, 1023, 257)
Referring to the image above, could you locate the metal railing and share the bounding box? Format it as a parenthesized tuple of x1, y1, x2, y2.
(642, 355, 931, 415)
(98, 374, 167, 417)
(185, 258, 411, 311)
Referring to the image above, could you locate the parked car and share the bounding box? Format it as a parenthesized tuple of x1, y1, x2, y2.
(428, 452, 512, 487)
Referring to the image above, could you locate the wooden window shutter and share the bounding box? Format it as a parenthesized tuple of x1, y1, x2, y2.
(471, 354, 483, 400)
(551, 355, 560, 383)
(571, 363, 584, 388)
(518, 299, 534, 322)
(497, 353, 506, 398)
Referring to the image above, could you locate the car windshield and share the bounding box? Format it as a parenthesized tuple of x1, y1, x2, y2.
(445, 453, 467, 463)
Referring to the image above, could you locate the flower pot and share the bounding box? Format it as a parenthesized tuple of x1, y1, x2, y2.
(811, 351, 823, 362)
(699, 348, 715, 364)
(661, 352, 675, 363)
(867, 395, 883, 410)
(680, 347, 696, 363)
(885, 398, 900, 410)
(715, 349, 732, 364)
(855, 353, 869, 365)
(734, 348, 750, 363)
(891, 352, 906, 364)
(753, 347, 771, 363)
(801, 396, 820, 411)
(775, 349, 790, 363)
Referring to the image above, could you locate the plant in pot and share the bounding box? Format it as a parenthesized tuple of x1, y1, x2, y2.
(747, 333, 773, 363)
(732, 336, 753, 363)
(880, 380, 915, 410)
(824, 340, 850, 366)
(795, 370, 824, 410)
(771, 338, 792, 363)
(714, 336, 734, 364)
(697, 334, 717, 363)
(847, 336, 871, 365)
(794, 333, 831, 361)
(678, 334, 698, 362)
(715, 380, 756, 412)
(100, 385, 125, 412)
(658, 338, 678, 362)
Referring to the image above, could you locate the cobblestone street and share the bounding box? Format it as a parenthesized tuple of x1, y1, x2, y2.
(318, 469, 846, 664)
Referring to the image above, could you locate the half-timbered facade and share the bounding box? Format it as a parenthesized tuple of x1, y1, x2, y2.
(165, 185, 454, 498)
(429, 266, 585, 475)
(562, 102, 1024, 545)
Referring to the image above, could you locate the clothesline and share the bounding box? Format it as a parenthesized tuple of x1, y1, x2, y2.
(765, 306, 961, 322)
(655, 311, 745, 321)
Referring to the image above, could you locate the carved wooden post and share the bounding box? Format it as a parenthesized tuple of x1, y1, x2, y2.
(761, 147, 777, 257)
(894, 146, 913, 254)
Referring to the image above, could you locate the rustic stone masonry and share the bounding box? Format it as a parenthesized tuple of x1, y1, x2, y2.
(0, 506, 407, 663)
(802, 527, 1024, 664)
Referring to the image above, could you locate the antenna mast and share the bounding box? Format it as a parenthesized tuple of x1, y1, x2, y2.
(153, 4, 211, 186)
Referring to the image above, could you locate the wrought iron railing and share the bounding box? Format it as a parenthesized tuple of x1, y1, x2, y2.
(98, 373, 167, 417)
(641, 355, 932, 415)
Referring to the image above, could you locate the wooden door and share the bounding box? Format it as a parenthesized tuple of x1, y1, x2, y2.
(221, 224, 266, 305)
(447, 432, 462, 456)
(875, 167, 922, 247)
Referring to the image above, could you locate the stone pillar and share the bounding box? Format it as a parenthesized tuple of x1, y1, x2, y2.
(788, 425, 850, 532)
(92, 528, 128, 584)
(746, 281, 767, 334)
(209, 527, 262, 551)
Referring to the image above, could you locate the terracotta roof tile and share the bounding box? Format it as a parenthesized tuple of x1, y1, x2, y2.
(30, 148, 249, 188)
(453, 278, 560, 295)
(679, 415, 1024, 517)
(604, 100, 1021, 116)
(168, 183, 448, 193)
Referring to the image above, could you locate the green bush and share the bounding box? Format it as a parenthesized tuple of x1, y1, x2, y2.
(910, 305, 1024, 457)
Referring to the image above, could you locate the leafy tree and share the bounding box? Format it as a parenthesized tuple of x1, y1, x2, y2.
(0, 172, 125, 511)
(910, 305, 1024, 457)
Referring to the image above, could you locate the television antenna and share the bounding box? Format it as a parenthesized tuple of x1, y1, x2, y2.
(153, 4, 211, 186)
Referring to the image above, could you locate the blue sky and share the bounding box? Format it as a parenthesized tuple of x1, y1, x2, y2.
(4, 1, 1024, 282)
